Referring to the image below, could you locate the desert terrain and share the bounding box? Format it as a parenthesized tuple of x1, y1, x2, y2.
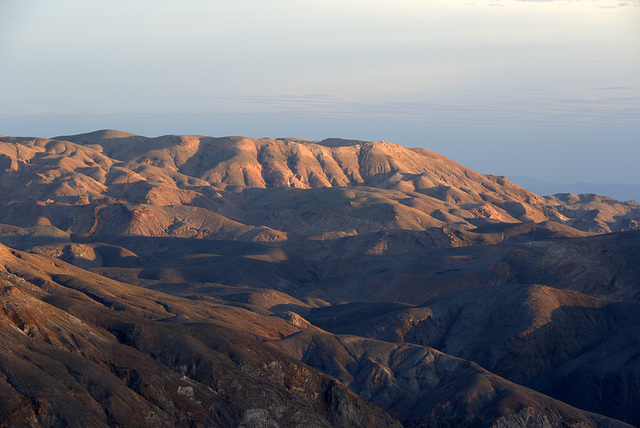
(0, 130, 638, 427)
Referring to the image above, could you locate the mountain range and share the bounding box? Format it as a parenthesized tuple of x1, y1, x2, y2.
(510, 176, 640, 204)
(0, 130, 639, 427)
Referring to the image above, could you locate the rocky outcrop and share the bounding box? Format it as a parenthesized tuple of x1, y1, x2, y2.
(272, 330, 629, 427)
(305, 283, 640, 426)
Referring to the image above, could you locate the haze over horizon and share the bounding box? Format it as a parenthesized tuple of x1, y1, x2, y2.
(1, 0, 639, 185)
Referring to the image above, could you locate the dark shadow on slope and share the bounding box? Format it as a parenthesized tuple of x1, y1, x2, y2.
(530, 304, 640, 427)
(71, 234, 321, 296)
(305, 285, 640, 426)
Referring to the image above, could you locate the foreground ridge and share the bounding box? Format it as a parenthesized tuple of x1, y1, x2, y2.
(0, 244, 631, 427)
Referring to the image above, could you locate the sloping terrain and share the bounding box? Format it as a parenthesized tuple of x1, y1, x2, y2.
(1, 130, 639, 426)
(1, 130, 639, 251)
(305, 283, 640, 425)
(0, 244, 629, 427)
(0, 244, 400, 427)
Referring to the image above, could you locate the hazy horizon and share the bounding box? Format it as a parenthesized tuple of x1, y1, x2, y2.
(1, 0, 639, 185)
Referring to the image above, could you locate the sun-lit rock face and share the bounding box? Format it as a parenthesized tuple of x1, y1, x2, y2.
(0, 130, 638, 249)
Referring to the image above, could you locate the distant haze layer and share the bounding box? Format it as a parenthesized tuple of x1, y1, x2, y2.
(511, 176, 640, 203)
(1, 1, 638, 184)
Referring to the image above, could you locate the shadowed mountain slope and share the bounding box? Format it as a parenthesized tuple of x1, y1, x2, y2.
(0, 244, 629, 427)
(0, 243, 400, 427)
(305, 283, 640, 425)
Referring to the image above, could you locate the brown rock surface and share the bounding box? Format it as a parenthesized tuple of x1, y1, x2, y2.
(1, 130, 639, 426)
(0, 244, 400, 427)
(1, 130, 638, 250)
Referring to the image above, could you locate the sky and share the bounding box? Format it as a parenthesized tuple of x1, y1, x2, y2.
(1, 0, 639, 185)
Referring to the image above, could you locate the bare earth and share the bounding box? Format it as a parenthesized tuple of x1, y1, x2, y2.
(0, 130, 638, 427)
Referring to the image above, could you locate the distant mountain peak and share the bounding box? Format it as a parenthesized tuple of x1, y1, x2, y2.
(1, 130, 639, 241)
(54, 129, 141, 142)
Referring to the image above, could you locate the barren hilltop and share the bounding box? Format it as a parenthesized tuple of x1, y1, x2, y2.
(0, 130, 638, 427)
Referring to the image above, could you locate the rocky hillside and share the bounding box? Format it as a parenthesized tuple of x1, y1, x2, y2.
(1, 130, 638, 426)
(0, 244, 629, 427)
(1, 130, 639, 252)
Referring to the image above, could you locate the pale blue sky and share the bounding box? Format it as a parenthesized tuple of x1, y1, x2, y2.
(1, 0, 639, 184)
